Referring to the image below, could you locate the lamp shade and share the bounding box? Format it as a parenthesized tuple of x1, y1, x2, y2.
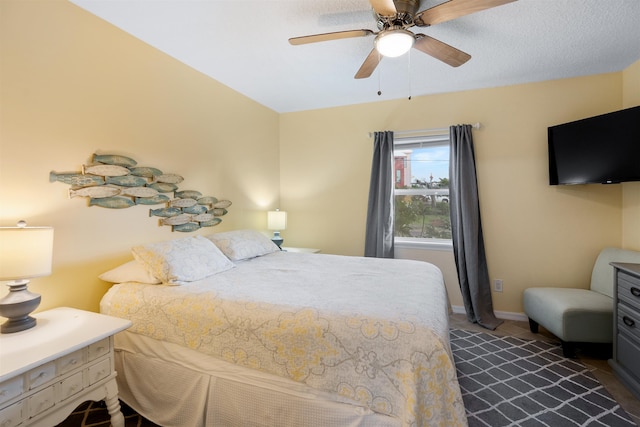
(267, 210, 287, 231)
(0, 225, 54, 281)
(375, 29, 415, 58)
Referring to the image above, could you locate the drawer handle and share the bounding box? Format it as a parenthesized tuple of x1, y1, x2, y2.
(31, 371, 48, 385)
(631, 287, 640, 298)
(623, 316, 636, 328)
(65, 358, 79, 368)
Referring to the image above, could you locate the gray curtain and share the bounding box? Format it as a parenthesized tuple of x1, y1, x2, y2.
(449, 125, 502, 330)
(364, 131, 395, 258)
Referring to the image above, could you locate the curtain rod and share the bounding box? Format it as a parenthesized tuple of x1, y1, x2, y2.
(368, 122, 481, 138)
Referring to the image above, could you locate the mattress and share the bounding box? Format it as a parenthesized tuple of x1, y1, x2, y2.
(101, 251, 466, 427)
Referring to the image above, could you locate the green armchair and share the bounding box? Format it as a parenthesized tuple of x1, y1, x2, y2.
(523, 247, 640, 358)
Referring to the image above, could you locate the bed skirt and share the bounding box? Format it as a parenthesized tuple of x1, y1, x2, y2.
(113, 330, 401, 427)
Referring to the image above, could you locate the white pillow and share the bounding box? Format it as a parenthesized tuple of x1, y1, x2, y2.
(206, 229, 279, 261)
(132, 235, 235, 284)
(99, 260, 161, 284)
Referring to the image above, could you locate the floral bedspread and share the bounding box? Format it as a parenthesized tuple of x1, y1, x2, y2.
(102, 252, 467, 427)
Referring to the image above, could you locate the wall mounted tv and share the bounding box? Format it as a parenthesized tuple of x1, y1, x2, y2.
(548, 105, 640, 185)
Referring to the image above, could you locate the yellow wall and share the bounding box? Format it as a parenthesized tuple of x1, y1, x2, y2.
(280, 73, 627, 313)
(0, 1, 280, 313)
(622, 60, 640, 251)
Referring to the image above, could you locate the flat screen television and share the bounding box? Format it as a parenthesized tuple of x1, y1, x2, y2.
(548, 105, 640, 185)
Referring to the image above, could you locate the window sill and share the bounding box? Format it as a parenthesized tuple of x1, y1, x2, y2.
(394, 238, 453, 251)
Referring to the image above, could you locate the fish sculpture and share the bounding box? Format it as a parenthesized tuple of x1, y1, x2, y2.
(182, 204, 208, 215)
(119, 186, 159, 198)
(105, 175, 148, 187)
(191, 213, 215, 223)
(172, 223, 201, 232)
(89, 197, 135, 209)
(213, 200, 232, 209)
(210, 208, 228, 217)
(155, 174, 184, 184)
(197, 196, 218, 206)
(161, 214, 192, 226)
(83, 164, 130, 177)
(149, 207, 181, 218)
(136, 195, 170, 205)
(129, 167, 163, 178)
(69, 186, 120, 199)
(174, 190, 202, 200)
(50, 171, 105, 187)
(52, 152, 232, 232)
(200, 218, 222, 227)
(93, 154, 137, 168)
(147, 182, 178, 193)
(169, 198, 197, 208)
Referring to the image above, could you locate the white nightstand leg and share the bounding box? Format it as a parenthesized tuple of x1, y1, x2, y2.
(104, 379, 125, 427)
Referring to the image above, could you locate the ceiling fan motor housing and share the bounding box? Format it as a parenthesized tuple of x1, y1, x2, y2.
(376, 0, 420, 30)
(393, 0, 420, 15)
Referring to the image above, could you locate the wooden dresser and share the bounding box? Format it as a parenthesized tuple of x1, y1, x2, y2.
(0, 307, 131, 427)
(610, 262, 640, 399)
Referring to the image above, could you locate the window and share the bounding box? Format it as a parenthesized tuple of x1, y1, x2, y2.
(394, 134, 451, 245)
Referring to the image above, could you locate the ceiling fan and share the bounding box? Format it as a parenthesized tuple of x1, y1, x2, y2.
(289, 0, 516, 79)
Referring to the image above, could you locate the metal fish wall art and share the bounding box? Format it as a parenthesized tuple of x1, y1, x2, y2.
(93, 154, 137, 168)
(69, 186, 120, 199)
(129, 167, 163, 178)
(50, 171, 105, 187)
(52, 152, 231, 232)
(83, 164, 131, 177)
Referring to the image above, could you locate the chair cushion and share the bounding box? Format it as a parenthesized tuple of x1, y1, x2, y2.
(523, 287, 613, 343)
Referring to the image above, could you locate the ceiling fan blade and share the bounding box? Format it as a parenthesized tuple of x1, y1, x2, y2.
(289, 29, 375, 45)
(413, 34, 471, 67)
(414, 0, 516, 26)
(355, 49, 382, 79)
(369, 0, 397, 17)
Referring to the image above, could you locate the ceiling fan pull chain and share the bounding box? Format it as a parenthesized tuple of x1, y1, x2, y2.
(377, 51, 382, 96)
(408, 50, 412, 100)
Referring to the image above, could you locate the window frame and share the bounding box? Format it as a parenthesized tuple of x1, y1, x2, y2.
(393, 133, 453, 250)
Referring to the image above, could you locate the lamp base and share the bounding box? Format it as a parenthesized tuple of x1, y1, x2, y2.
(0, 280, 41, 334)
(271, 231, 284, 249)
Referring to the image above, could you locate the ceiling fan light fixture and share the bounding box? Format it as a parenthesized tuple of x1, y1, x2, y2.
(375, 29, 415, 58)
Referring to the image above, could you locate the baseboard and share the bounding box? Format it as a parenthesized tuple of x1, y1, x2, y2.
(451, 305, 528, 322)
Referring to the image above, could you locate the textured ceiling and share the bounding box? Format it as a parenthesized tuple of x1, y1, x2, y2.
(70, 0, 640, 113)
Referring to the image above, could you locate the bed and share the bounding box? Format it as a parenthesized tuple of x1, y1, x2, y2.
(98, 230, 466, 427)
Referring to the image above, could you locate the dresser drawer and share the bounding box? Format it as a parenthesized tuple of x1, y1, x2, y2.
(28, 386, 55, 418)
(88, 358, 111, 385)
(27, 361, 55, 390)
(59, 371, 84, 401)
(0, 399, 25, 427)
(618, 304, 640, 344)
(0, 375, 23, 406)
(88, 337, 110, 361)
(618, 333, 640, 381)
(58, 348, 85, 375)
(618, 271, 640, 312)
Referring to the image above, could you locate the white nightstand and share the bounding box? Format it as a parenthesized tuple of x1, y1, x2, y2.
(0, 307, 131, 427)
(281, 247, 321, 253)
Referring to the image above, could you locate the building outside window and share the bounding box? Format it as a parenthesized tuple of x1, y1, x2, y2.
(394, 134, 451, 245)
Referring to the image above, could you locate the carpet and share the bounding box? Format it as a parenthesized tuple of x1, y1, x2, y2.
(450, 328, 636, 427)
(54, 400, 160, 427)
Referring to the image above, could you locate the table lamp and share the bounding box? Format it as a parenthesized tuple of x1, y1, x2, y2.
(267, 210, 287, 248)
(0, 221, 54, 333)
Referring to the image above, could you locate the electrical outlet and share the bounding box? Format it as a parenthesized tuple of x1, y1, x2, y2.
(493, 279, 503, 293)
